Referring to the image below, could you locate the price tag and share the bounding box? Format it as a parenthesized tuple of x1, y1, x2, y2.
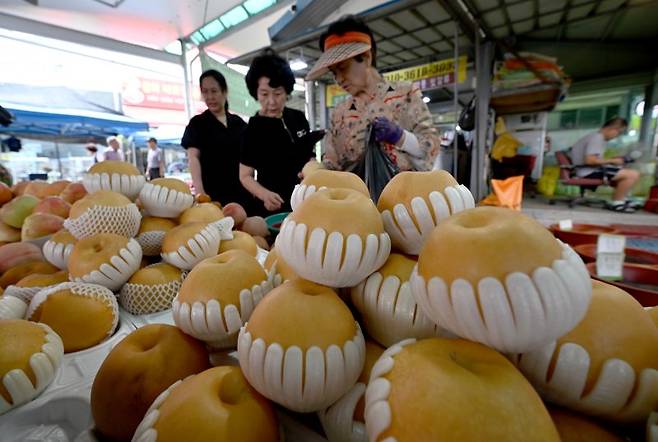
(597, 234, 626, 254)
(596, 253, 624, 280)
(558, 219, 573, 231)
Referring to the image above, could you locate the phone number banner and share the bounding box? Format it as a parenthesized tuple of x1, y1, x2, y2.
(383, 55, 467, 84)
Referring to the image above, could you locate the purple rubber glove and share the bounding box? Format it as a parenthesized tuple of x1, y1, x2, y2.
(372, 117, 403, 145)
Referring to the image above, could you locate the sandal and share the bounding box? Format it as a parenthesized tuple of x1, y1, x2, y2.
(606, 202, 635, 213)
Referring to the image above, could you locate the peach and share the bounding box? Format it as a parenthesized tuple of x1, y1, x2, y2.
(33, 196, 70, 219)
(253, 235, 269, 251)
(21, 213, 65, 241)
(241, 216, 269, 237)
(0, 195, 40, 228)
(0, 242, 44, 274)
(44, 180, 70, 197)
(0, 222, 20, 243)
(0, 182, 12, 206)
(23, 180, 49, 198)
(59, 182, 87, 204)
(223, 202, 247, 227)
(11, 181, 29, 196)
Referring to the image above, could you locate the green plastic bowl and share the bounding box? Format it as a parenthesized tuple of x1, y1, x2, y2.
(265, 212, 290, 236)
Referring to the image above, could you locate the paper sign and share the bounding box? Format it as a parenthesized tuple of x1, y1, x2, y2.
(558, 219, 573, 231)
(596, 253, 624, 280)
(597, 234, 626, 254)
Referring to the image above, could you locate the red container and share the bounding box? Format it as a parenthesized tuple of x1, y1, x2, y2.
(586, 262, 658, 307)
(549, 224, 619, 247)
(574, 244, 658, 269)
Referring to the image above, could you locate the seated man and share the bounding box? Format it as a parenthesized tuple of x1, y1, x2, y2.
(570, 117, 640, 212)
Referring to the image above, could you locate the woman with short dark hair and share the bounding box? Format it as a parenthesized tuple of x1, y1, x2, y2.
(181, 69, 252, 208)
(240, 50, 323, 216)
(306, 15, 439, 176)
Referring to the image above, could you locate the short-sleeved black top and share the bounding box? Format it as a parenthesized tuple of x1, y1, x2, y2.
(181, 110, 252, 208)
(241, 107, 314, 216)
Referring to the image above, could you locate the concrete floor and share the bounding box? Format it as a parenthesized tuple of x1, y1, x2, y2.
(522, 197, 658, 228)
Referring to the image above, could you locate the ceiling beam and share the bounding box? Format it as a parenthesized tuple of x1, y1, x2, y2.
(600, 1, 629, 42)
(434, 0, 478, 43)
(0, 12, 180, 64)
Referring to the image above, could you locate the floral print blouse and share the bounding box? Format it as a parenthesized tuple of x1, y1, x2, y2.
(323, 79, 440, 172)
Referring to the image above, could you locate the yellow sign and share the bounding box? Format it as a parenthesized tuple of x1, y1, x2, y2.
(383, 55, 467, 83)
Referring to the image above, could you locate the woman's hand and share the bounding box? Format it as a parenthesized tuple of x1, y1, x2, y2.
(260, 189, 284, 211)
(373, 117, 403, 145)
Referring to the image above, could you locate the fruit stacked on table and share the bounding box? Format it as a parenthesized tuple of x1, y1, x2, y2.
(0, 165, 655, 442)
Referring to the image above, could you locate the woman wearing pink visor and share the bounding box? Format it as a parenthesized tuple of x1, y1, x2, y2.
(305, 16, 440, 175)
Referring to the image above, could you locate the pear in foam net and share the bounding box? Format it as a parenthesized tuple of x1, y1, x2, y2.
(3, 270, 68, 304)
(377, 170, 475, 255)
(548, 407, 626, 442)
(275, 188, 390, 288)
(178, 202, 223, 225)
(351, 252, 449, 347)
(119, 263, 184, 315)
(135, 216, 177, 257)
(160, 222, 221, 270)
(26, 282, 119, 353)
(91, 324, 210, 442)
(68, 233, 142, 291)
(64, 190, 141, 239)
(173, 250, 272, 349)
(410, 206, 591, 353)
(515, 280, 658, 424)
(139, 178, 194, 218)
(364, 337, 560, 442)
(318, 340, 384, 442)
(0, 319, 64, 415)
(238, 279, 365, 412)
(83, 160, 145, 200)
(290, 169, 369, 211)
(132, 366, 278, 442)
(42, 229, 77, 270)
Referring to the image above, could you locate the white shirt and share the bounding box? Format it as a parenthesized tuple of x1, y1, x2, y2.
(147, 147, 163, 169)
(103, 146, 125, 161)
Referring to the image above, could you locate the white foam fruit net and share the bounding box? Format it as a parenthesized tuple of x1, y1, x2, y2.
(42, 240, 74, 270)
(64, 204, 141, 239)
(119, 278, 182, 315)
(83, 173, 145, 201)
(136, 231, 166, 256)
(140, 183, 194, 218)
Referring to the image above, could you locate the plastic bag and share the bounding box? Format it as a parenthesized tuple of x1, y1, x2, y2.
(458, 97, 476, 131)
(480, 175, 524, 210)
(348, 125, 399, 203)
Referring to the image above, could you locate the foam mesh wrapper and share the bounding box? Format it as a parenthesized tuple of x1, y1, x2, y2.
(380, 184, 475, 255)
(139, 182, 194, 218)
(409, 241, 592, 354)
(237, 321, 366, 413)
(83, 172, 145, 201)
(69, 238, 142, 291)
(64, 204, 141, 240)
(0, 323, 64, 415)
(275, 218, 390, 288)
(173, 278, 273, 349)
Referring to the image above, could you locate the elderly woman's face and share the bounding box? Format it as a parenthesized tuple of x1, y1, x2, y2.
(257, 77, 287, 118)
(329, 55, 370, 97)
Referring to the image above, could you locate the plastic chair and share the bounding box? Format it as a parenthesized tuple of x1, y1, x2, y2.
(550, 150, 607, 208)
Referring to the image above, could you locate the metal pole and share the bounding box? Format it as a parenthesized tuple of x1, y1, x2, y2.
(54, 141, 63, 178)
(473, 41, 494, 201)
(452, 21, 459, 181)
(305, 80, 316, 130)
(180, 39, 193, 121)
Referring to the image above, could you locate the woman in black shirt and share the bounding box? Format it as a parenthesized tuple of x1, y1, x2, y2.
(240, 50, 324, 217)
(181, 69, 252, 209)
